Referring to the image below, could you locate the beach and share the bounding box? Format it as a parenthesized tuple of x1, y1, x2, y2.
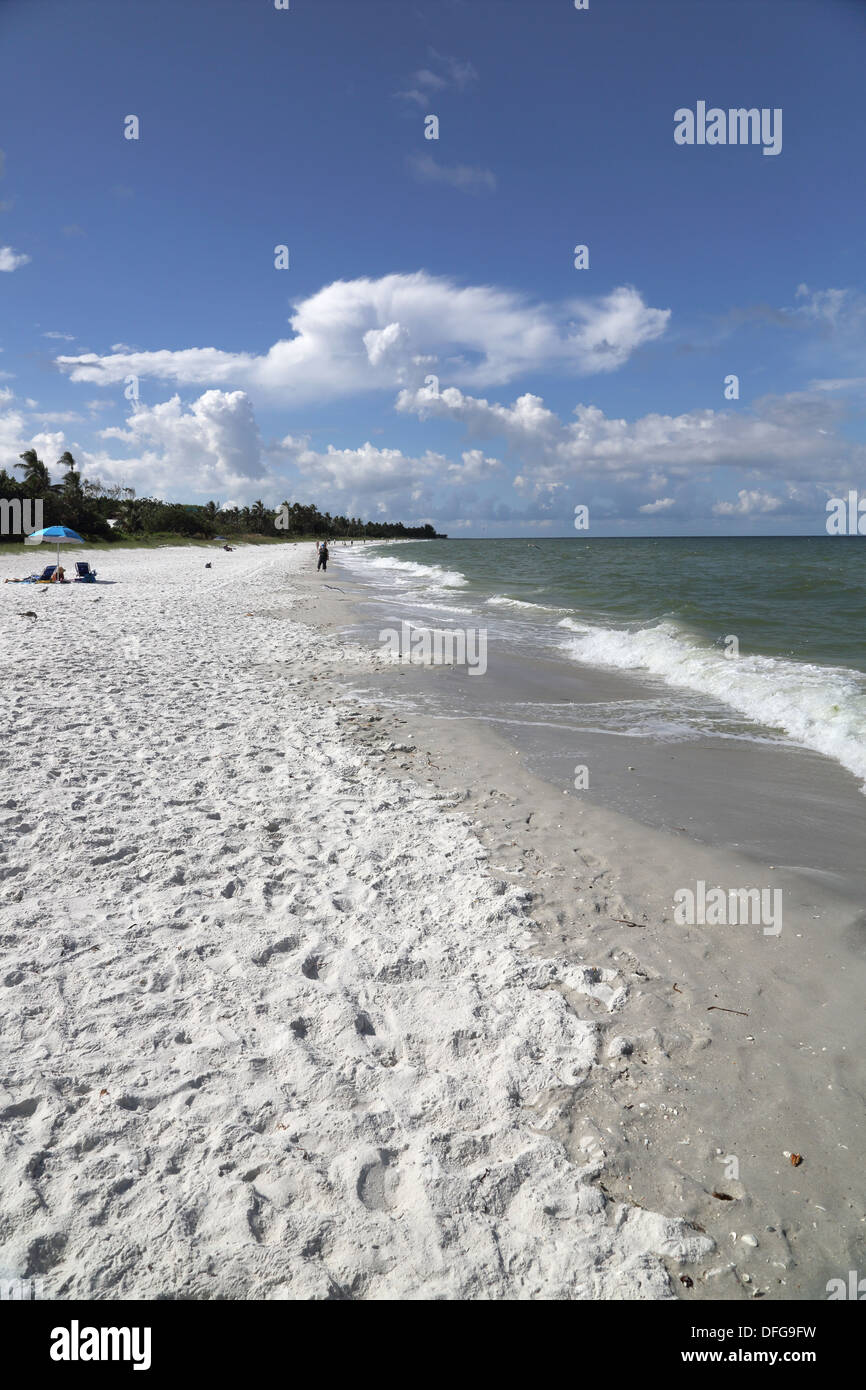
(0, 542, 862, 1300)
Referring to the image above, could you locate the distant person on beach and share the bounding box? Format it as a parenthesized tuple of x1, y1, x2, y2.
(317, 541, 329, 572)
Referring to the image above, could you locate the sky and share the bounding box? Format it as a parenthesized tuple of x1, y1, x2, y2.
(1, 0, 865, 536)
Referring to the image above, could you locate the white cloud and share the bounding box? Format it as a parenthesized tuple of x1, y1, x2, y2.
(91, 390, 268, 495)
(639, 497, 675, 513)
(289, 440, 443, 494)
(395, 381, 865, 508)
(56, 273, 670, 403)
(409, 154, 497, 193)
(396, 51, 478, 105)
(363, 321, 410, 366)
(429, 53, 478, 89)
(712, 490, 783, 516)
(396, 73, 445, 107)
(29, 430, 67, 459)
(2, 388, 489, 514)
(0, 246, 30, 272)
(0, 395, 71, 480)
(794, 284, 857, 327)
(809, 376, 866, 392)
(791, 285, 866, 363)
(4, 376, 853, 527)
(454, 448, 502, 482)
(414, 69, 447, 90)
(395, 91, 434, 109)
(0, 403, 30, 472)
(1, 387, 486, 512)
(279, 433, 501, 499)
(43, 331, 75, 341)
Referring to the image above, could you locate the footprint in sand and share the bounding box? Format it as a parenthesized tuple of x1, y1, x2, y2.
(357, 1150, 398, 1211)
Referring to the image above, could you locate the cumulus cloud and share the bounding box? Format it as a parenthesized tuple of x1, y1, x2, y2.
(0, 391, 75, 480)
(0, 421, 70, 480)
(0, 402, 31, 471)
(5, 360, 862, 527)
(55, 273, 669, 404)
(91, 390, 269, 495)
(395, 380, 866, 521)
(0, 383, 501, 517)
(639, 497, 675, 513)
(712, 490, 783, 516)
(363, 321, 410, 366)
(279, 432, 501, 501)
(0, 246, 30, 272)
(286, 439, 443, 495)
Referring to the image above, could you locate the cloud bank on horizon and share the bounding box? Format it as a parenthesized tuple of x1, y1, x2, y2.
(18, 268, 860, 529)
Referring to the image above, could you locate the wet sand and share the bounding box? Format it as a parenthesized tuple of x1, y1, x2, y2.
(315, 553, 866, 1300)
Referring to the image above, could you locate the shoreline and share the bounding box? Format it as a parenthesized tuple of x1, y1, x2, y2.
(320, 547, 866, 1299)
(0, 544, 861, 1300)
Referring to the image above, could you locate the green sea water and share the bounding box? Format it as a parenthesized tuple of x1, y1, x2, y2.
(338, 536, 866, 788)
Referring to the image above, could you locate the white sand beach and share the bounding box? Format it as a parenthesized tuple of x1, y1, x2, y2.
(0, 544, 722, 1300)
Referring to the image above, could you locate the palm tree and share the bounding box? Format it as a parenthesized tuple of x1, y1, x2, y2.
(15, 449, 54, 494)
(59, 452, 83, 496)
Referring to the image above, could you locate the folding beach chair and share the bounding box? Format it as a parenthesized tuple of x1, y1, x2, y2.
(74, 561, 97, 583)
(24, 564, 58, 583)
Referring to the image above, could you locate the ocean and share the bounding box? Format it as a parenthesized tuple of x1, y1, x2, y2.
(335, 536, 866, 793)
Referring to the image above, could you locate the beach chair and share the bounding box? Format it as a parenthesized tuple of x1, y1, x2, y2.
(23, 564, 58, 583)
(74, 561, 97, 583)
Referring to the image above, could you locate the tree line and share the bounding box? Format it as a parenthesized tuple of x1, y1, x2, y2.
(1, 450, 445, 541)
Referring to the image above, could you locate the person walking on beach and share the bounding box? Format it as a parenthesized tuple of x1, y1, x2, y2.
(317, 540, 329, 572)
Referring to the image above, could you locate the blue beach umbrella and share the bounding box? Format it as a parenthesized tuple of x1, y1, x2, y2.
(26, 525, 85, 577)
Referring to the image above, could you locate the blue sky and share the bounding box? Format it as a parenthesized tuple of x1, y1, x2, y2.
(1, 0, 865, 535)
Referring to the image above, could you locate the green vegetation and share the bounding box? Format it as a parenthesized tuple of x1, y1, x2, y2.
(0, 450, 446, 546)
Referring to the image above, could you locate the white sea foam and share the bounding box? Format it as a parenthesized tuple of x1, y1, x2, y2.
(487, 595, 573, 616)
(416, 602, 476, 617)
(486, 594, 552, 612)
(488, 594, 544, 610)
(558, 617, 866, 790)
(360, 556, 468, 588)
